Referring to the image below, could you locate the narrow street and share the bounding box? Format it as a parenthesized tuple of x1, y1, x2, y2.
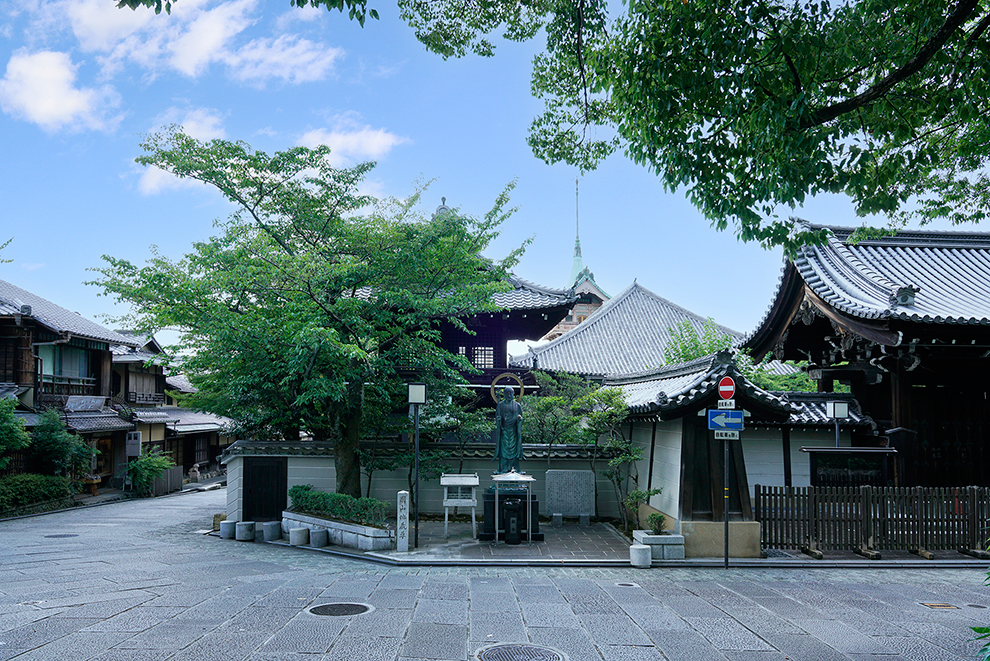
(0, 490, 986, 661)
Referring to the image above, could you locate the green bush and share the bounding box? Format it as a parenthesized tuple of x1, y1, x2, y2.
(646, 512, 666, 535)
(289, 484, 389, 528)
(127, 449, 175, 497)
(0, 474, 73, 511)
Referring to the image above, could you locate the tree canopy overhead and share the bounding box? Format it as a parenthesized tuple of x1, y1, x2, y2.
(92, 128, 524, 497)
(118, 0, 990, 250)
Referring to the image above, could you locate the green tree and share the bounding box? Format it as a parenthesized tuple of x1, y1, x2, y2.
(28, 409, 86, 476)
(663, 318, 734, 366)
(522, 371, 593, 468)
(91, 128, 523, 498)
(573, 386, 631, 521)
(0, 399, 30, 470)
(127, 449, 175, 497)
(122, 1, 990, 249)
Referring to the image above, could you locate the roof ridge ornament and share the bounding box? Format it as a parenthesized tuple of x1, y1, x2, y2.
(889, 285, 920, 308)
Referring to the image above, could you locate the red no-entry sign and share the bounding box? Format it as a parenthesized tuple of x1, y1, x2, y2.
(718, 376, 736, 400)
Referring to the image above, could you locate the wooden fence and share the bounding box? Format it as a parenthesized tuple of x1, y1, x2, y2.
(754, 485, 990, 554)
(151, 466, 184, 497)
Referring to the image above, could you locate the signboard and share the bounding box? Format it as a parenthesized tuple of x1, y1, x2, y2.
(65, 395, 105, 412)
(717, 399, 735, 410)
(708, 409, 744, 431)
(715, 430, 740, 440)
(718, 376, 735, 400)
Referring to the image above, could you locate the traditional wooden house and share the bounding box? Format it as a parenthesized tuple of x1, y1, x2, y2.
(1, 279, 140, 478)
(744, 223, 990, 487)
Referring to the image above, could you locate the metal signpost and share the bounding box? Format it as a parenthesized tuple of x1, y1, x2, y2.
(708, 377, 742, 569)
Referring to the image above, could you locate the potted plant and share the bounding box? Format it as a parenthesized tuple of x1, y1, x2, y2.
(80, 473, 101, 496)
(633, 512, 685, 560)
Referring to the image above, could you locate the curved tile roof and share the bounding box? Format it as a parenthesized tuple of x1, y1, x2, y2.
(510, 282, 740, 376)
(494, 274, 576, 310)
(791, 222, 990, 324)
(0, 279, 137, 346)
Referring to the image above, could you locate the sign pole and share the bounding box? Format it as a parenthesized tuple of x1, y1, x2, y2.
(724, 437, 730, 570)
(413, 402, 420, 549)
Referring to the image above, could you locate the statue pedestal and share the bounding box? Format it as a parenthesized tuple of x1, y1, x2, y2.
(479, 487, 544, 542)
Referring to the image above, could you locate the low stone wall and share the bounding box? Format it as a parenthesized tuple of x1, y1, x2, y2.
(282, 510, 394, 551)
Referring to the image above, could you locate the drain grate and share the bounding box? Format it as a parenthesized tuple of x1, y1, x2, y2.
(44, 534, 78, 538)
(308, 603, 370, 616)
(615, 582, 639, 588)
(921, 603, 958, 610)
(476, 643, 566, 661)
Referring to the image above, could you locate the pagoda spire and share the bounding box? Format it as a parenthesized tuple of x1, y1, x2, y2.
(569, 177, 584, 286)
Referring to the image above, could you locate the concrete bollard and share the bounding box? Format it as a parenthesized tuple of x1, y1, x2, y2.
(310, 528, 329, 548)
(262, 521, 282, 542)
(289, 527, 310, 546)
(219, 520, 237, 539)
(235, 521, 256, 542)
(630, 544, 652, 568)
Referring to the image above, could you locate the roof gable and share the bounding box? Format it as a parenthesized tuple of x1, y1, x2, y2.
(0, 280, 137, 346)
(511, 281, 739, 376)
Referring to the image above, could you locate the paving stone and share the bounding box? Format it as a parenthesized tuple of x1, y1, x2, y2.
(624, 605, 691, 633)
(650, 629, 731, 661)
(2, 631, 135, 661)
(721, 652, 791, 661)
(420, 583, 469, 601)
(791, 618, 896, 655)
(414, 599, 469, 625)
(342, 607, 412, 637)
(167, 631, 268, 661)
(114, 620, 218, 649)
(527, 626, 601, 660)
(401, 622, 467, 660)
(469, 577, 512, 593)
(874, 635, 968, 661)
(567, 595, 625, 615)
(577, 613, 653, 646)
(368, 589, 419, 609)
(514, 585, 567, 603)
(469, 591, 519, 612)
(254, 617, 347, 654)
(0, 615, 101, 648)
(661, 595, 728, 618)
(215, 607, 300, 634)
(325, 635, 403, 661)
(469, 611, 526, 643)
(684, 617, 775, 651)
(597, 645, 667, 661)
(81, 607, 186, 632)
(88, 650, 173, 661)
(379, 574, 426, 590)
(520, 603, 581, 629)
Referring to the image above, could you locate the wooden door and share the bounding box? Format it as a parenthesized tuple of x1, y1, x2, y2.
(243, 457, 288, 522)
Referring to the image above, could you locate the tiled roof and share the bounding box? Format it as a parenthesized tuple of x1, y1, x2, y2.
(165, 374, 196, 393)
(605, 353, 874, 429)
(510, 282, 740, 376)
(0, 280, 137, 346)
(65, 410, 134, 433)
(159, 407, 229, 434)
(131, 409, 179, 424)
(0, 383, 26, 400)
(787, 222, 990, 325)
(605, 352, 791, 417)
(494, 275, 577, 310)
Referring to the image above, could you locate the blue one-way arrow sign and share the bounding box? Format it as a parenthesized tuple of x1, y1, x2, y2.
(708, 409, 744, 431)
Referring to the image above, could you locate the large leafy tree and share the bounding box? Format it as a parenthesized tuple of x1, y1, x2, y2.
(122, 1, 990, 250)
(92, 129, 522, 497)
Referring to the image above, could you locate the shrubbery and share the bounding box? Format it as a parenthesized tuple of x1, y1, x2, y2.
(127, 450, 175, 496)
(289, 484, 389, 528)
(0, 474, 73, 511)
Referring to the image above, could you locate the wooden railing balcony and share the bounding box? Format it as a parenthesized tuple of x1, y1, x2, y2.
(40, 375, 97, 397)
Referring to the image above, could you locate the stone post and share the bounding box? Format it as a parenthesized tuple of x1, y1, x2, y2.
(397, 490, 409, 552)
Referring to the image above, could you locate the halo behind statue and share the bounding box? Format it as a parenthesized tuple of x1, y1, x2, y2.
(490, 373, 525, 403)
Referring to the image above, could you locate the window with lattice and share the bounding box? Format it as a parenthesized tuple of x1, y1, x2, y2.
(471, 346, 494, 369)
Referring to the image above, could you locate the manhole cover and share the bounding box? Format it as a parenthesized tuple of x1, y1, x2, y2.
(476, 643, 566, 661)
(44, 534, 78, 538)
(308, 603, 370, 616)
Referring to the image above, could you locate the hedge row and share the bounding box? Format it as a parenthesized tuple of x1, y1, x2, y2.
(288, 485, 389, 528)
(0, 474, 73, 512)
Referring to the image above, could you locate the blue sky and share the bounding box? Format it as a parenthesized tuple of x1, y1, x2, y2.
(1, 0, 884, 342)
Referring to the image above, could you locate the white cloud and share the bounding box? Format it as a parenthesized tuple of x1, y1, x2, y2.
(275, 5, 324, 31)
(67, 0, 154, 52)
(137, 164, 204, 194)
(299, 115, 409, 166)
(168, 0, 256, 77)
(0, 50, 120, 132)
(226, 35, 342, 84)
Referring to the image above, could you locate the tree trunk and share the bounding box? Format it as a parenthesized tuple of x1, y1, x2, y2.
(335, 381, 363, 498)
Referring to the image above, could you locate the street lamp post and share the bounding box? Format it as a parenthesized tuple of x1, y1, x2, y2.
(407, 383, 427, 548)
(826, 400, 849, 448)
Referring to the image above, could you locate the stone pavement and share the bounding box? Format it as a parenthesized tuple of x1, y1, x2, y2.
(1, 490, 989, 661)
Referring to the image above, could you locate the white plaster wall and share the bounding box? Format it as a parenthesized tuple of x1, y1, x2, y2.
(648, 420, 682, 519)
(288, 457, 336, 494)
(743, 427, 850, 495)
(225, 456, 242, 522)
